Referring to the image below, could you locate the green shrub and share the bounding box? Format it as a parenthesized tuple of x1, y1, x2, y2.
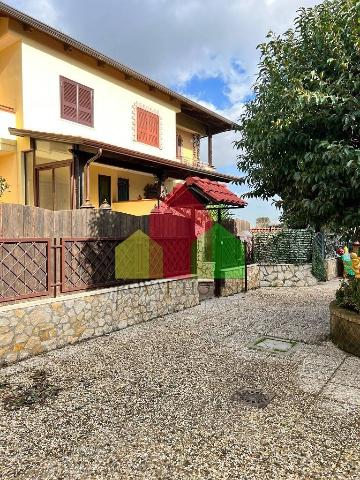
(311, 241, 327, 282)
(0, 176, 9, 197)
(335, 278, 360, 313)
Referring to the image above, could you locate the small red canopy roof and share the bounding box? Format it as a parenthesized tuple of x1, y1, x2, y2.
(164, 177, 247, 208)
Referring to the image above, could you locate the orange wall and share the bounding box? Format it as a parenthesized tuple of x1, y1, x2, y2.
(0, 152, 20, 203)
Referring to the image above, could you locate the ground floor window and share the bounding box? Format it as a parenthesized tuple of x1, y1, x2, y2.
(117, 178, 129, 201)
(98, 174, 111, 205)
(24, 140, 74, 211)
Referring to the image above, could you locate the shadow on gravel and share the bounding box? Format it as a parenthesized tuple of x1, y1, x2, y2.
(1, 369, 60, 411)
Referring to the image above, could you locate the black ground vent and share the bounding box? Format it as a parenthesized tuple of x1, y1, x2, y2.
(231, 389, 272, 409)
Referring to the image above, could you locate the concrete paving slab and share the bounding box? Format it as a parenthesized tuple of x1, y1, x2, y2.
(321, 382, 360, 407)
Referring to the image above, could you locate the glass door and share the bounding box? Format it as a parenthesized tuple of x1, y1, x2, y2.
(38, 168, 53, 210)
(36, 163, 72, 210)
(54, 166, 71, 210)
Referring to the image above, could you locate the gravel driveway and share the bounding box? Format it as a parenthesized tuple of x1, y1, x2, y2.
(1, 280, 359, 479)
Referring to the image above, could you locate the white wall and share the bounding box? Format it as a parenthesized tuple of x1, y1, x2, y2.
(0, 109, 15, 139)
(21, 40, 179, 160)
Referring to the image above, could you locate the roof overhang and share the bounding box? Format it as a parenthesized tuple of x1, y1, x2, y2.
(163, 177, 247, 209)
(0, 1, 237, 135)
(9, 128, 243, 183)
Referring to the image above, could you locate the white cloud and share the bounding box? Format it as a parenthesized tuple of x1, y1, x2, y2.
(8, 0, 60, 26)
(7, 0, 319, 89)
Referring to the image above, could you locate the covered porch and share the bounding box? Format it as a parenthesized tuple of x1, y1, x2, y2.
(10, 128, 239, 215)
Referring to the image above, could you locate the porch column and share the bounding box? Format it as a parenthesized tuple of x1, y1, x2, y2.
(72, 146, 80, 209)
(80, 148, 102, 209)
(208, 133, 213, 168)
(156, 171, 168, 199)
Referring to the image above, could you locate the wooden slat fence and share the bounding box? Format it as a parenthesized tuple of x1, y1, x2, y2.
(0, 204, 148, 238)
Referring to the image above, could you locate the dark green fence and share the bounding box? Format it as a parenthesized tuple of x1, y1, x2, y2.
(253, 229, 313, 265)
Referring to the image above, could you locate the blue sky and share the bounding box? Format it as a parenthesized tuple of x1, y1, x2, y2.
(7, 0, 320, 226)
(177, 75, 232, 111)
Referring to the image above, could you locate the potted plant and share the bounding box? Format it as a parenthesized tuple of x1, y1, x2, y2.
(143, 183, 158, 199)
(330, 252, 360, 357)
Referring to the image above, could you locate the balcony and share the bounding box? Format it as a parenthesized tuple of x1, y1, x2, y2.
(177, 153, 215, 172)
(0, 105, 16, 153)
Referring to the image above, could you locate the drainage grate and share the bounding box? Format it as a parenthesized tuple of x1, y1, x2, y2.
(231, 388, 272, 408)
(252, 336, 298, 353)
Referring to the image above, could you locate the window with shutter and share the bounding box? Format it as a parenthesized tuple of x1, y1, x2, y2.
(136, 107, 159, 147)
(60, 76, 94, 127)
(78, 85, 93, 126)
(60, 77, 77, 122)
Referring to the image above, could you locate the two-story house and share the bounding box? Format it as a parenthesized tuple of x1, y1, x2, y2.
(0, 2, 239, 216)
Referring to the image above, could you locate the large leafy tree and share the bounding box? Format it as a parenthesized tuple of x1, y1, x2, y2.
(236, 0, 360, 232)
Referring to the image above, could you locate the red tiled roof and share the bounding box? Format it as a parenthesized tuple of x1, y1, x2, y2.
(165, 177, 247, 208)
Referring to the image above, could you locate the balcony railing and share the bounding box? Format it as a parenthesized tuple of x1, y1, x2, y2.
(177, 154, 214, 170)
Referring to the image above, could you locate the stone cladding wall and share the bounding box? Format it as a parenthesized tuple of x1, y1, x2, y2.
(0, 277, 198, 365)
(260, 264, 318, 287)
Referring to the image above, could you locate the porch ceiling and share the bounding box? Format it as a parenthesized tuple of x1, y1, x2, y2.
(9, 128, 243, 183)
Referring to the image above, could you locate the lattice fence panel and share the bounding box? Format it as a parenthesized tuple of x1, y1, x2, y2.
(61, 238, 124, 292)
(0, 239, 51, 302)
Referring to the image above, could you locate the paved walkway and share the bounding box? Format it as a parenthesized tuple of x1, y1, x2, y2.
(1, 281, 359, 479)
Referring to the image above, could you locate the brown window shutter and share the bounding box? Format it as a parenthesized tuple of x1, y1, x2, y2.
(78, 85, 93, 127)
(136, 107, 159, 147)
(150, 112, 159, 147)
(60, 77, 78, 122)
(137, 108, 147, 143)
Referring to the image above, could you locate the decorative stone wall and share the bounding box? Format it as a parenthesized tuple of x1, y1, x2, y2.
(221, 279, 242, 297)
(260, 264, 318, 287)
(0, 276, 199, 365)
(330, 301, 360, 357)
(197, 261, 215, 279)
(248, 264, 260, 290)
(324, 258, 338, 281)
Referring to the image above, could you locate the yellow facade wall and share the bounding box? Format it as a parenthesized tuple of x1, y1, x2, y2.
(112, 199, 158, 216)
(88, 164, 178, 214)
(0, 152, 20, 204)
(0, 41, 22, 121)
(0, 38, 24, 205)
(89, 164, 156, 208)
(177, 128, 197, 165)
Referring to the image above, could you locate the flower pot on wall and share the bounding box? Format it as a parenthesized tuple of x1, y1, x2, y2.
(330, 301, 360, 357)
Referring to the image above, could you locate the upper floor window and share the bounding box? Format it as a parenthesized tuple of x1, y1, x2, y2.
(136, 107, 159, 147)
(60, 76, 94, 127)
